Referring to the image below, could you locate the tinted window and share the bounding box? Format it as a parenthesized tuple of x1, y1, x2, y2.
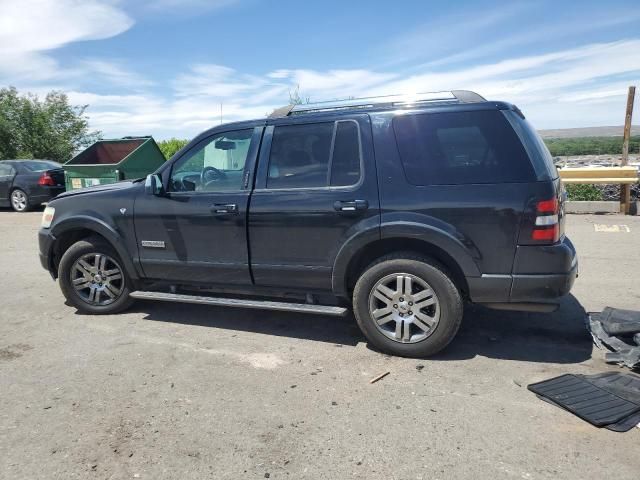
(393, 110, 535, 185)
(21, 160, 59, 171)
(330, 121, 361, 186)
(267, 122, 333, 189)
(267, 121, 361, 189)
(170, 129, 253, 192)
(0, 164, 13, 175)
(503, 110, 557, 180)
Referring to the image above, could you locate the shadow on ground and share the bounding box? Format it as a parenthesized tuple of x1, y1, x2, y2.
(133, 300, 364, 347)
(0, 205, 46, 213)
(432, 294, 592, 364)
(130, 293, 592, 364)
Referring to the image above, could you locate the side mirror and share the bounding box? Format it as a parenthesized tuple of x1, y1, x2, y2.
(145, 174, 165, 196)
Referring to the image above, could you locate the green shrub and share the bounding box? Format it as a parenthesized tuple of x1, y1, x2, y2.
(564, 184, 603, 201)
(544, 136, 640, 156)
(157, 138, 189, 160)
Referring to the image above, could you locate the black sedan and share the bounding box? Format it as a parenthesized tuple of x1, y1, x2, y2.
(0, 160, 65, 212)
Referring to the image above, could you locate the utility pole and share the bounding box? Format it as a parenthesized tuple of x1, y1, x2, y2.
(620, 86, 636, 214)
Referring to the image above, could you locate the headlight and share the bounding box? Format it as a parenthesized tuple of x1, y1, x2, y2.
(41, 206, 55, 228)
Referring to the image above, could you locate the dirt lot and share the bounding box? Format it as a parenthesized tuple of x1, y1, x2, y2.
(1, 210, 639, 480)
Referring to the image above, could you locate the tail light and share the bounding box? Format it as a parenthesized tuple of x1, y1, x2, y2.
(531, 198, 559, 243)
(38, 172, 56, 186)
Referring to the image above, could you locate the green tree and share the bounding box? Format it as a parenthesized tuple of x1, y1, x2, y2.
(288, 84, 310, 105)
(157, 138, 189, 160)
(0, 86, 101, 163)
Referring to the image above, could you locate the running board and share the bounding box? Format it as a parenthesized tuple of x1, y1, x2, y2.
(130, 291, 349, 316)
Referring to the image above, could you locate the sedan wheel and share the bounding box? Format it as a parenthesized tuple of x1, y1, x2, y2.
(11, 189, 28, 212)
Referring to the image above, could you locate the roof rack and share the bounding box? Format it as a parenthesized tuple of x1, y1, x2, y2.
(268, 90, 486, 118)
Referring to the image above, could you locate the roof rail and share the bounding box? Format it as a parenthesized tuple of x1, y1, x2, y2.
(268, 90, 486, 118)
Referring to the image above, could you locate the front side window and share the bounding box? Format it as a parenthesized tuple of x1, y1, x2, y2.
(170, 129, 253, 192)
(393, 110, 535, 185)
(267, 120, 361, 189)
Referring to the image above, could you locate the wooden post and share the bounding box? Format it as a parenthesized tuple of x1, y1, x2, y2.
(620, 86, 635, 214)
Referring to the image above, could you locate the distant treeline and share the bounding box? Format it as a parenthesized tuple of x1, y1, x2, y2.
(543, 136, 640, 157)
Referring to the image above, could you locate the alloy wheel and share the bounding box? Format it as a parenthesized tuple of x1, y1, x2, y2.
(11, 190, 27, 211)
(70, 253, 125, 306)
(368, 273, 440, 343)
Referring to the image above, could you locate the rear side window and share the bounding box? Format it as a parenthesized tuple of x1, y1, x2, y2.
(267, 120, 361, 189)
(393, 110, 535, 185)
(503, 110, 557, 180)
(21, 160, 60, 172)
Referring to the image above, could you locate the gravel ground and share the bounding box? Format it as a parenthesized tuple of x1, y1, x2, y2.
(1, 210, 639, 480)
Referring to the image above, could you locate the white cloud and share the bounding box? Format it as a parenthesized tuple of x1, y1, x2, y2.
(77, 60, 155, 88)
(1, 0, 638, 137)
(65, 37, 640, 139)
(0, 0, 133, 54)
(0, 0, 135, 86)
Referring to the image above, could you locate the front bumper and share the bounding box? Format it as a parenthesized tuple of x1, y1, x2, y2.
(38, 228, 57, 278)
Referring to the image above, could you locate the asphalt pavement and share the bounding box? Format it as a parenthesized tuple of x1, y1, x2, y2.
(1, 210, 639, 479)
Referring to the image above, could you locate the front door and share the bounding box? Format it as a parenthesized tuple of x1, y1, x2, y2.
(248, 114, 379, 291)
(134, 127, 262, 285)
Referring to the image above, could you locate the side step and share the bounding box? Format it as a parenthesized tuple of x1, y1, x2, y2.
(130, 291, 349, 316)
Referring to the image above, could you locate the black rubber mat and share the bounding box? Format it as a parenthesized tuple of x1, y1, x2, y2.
(528, 374, 640, 427)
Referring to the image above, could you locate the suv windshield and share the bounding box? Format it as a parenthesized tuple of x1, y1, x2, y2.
(21, 160, 60, 172)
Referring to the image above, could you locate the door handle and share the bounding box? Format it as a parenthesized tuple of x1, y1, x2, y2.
(211, 203, 239, 215)
(334, 199, 368, 213)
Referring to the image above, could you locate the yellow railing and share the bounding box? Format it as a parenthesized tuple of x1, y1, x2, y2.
(558, 166, 639, 184)
(558, 166, 639, 213)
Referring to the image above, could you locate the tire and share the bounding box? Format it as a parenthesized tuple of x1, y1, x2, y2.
(352, 253, 463, 358)
(10, 188, 30, 212)
(58, 236, 135, 314)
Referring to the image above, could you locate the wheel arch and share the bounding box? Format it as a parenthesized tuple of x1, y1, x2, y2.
(333, 222, 480, 299)
(49, 217, 139, 281)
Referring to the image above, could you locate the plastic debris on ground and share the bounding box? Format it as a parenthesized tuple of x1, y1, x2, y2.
(588, 307, 640, 370)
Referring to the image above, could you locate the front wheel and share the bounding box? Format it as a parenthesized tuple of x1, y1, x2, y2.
(58, 236, 135, 314)
(352, 254, 463, 358)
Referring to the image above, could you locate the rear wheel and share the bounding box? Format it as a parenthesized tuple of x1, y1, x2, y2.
(58, 237, 135, 314)
(352, 254, 463, 357)
(10, 189, 30, 212)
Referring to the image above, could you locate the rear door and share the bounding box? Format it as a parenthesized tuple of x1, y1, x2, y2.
(248, 114, 379, 290)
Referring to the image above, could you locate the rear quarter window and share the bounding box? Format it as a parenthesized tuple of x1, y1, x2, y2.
(393, 110, 536, 185)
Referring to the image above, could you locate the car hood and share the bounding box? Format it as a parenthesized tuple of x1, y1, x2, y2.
(55, 180, 139, 199)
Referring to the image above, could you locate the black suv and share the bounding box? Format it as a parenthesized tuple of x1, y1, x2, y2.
(38, 91, 577, 357)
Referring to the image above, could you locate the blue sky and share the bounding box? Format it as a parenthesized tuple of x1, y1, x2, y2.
(1, 0, 639, 138)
